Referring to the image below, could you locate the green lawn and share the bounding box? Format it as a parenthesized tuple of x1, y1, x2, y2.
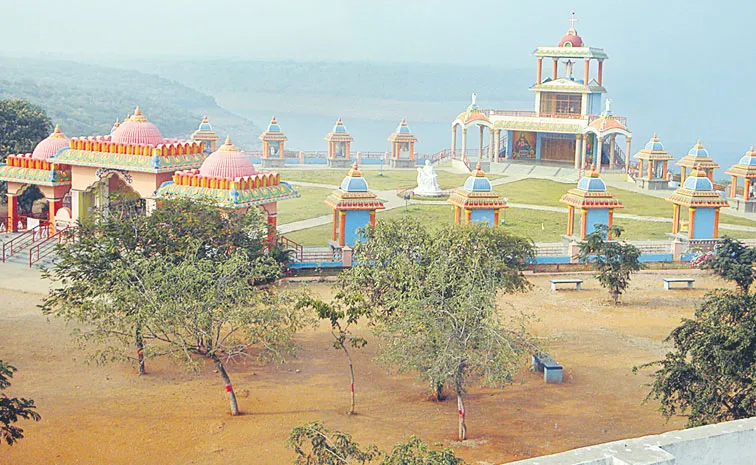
(277, 186, 333, 224)
(495, 179, 756, 227)
(280, 168, 497, 191)
(282, 203, 756, 246)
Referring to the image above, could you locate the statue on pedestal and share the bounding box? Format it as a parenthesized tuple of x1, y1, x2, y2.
(415, 160, 443, 196)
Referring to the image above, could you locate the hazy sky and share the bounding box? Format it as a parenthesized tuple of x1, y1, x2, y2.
(1, 0, 752, 68)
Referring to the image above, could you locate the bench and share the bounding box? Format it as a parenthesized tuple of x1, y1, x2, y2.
(531, 353, 563, 384)
(550, 279, 583, 291)
(663, 278, 695, 290)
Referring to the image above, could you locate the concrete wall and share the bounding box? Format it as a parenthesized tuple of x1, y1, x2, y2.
(693, 208, 715, 239)
(344, 210, 371, 246)
(584, 209, 609, 236)
(504, 417, 756, 465)
(470, 208, 495, 226)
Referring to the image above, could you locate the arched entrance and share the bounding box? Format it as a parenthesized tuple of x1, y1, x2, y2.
(78, 171, 144, 221)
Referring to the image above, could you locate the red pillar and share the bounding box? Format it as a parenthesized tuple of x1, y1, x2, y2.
(745, 179, 751, 201)
(584, 59, 590, 84)
(48, 198, 63, 234)
(580, 209, 588, 240)
(713, 209, 720, 238)
(597, 60, 604, 86)
(688, 208, 696, 240)
(465, 209, 472, 224)
(567, 207, 574, 236)
(607, 210, 614, 240)
(552, 58, 558, 80)
(267, 213, 277, 243)
(6, 194, 19, 232)
(493, 210, 500, 228)
(339, 211, 346, 247)
(332, 209, 338, 241)
(537, 58, 543, 84)
(369, 210, 376, 228)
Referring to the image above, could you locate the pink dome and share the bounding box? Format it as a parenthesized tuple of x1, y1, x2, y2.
(111, 107, 164, 146)
(559, 28, 584, 47)
(32, 124, 70, 160)
(199, 136, 257, 179)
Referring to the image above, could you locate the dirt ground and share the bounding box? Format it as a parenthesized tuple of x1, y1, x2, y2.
(0, 270, 722, 465)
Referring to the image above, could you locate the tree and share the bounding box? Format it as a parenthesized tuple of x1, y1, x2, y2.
(42, 199, 285, 375)
(0, 360, 41, 446)
(287, 421, 465, 465)
(637, 289, 756, 426)
(0, 99, 51, 160)
(297, 293, 369, 415)
(699, 236, 756, 292)
(340, 219, 535, 440)
(578, 224, 642, 304)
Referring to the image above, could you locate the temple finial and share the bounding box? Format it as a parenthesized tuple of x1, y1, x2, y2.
(134, 106, 141, 116)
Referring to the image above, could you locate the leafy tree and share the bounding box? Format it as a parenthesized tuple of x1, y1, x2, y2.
(0, 360, 41, 446)
(699, 236, 756, 292)
(297, 293, 369, 415)
(578, 224, 642, 304)
(0, 98, 51, 159)
(43, 199, 287, 376)
(341, 219, 535, 440)
(638, 289, 756, 426)
(287, 421, 465, 465)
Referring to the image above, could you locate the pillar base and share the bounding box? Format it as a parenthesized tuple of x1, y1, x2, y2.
(636, 178, 671, 191)
(727, 198, 756, 213)
(261, 158, 286, 169)
(389, 158, 417, 169)
(327, 158, 353, 169)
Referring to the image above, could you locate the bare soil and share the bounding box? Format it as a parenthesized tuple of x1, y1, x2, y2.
(1, 270, 720, 465)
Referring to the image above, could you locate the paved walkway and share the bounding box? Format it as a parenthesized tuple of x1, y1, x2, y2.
(0, 261, 51, 294)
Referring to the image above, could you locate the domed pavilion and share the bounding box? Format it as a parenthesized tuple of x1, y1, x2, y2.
(325, 163, 385, 247)
(156, 136, 299, 237)
(666, 168, 729, 240)
(725, 147, 756, 213)
(447, 163, 507, 227)
(259, 116, 288, 169)
(0, 124, 72, 231)
(633, 134, 673, 190)
(387, 119, 418, 168)
(191, 116, 221, 153)
(559, 171, 623, 240)
(676, 141, 719, 184)
(325, 118, 354, 169)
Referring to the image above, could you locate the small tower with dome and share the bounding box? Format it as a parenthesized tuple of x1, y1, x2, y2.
(447, 163, 507, 227)
(559, 171, 623, 240)
(325, 118, 354, 168)
(259, 116, 288, 169)
(666, 168, 729, 240)
(325, 163, 385, 247)
(725, 147, 756, 212)
(387, 119, 418, 168)
(676, 141, 719, 184)
(633, 134, 674, 190)
(191, 116, 221, 153)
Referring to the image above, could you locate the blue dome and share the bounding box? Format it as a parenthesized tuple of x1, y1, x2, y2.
(396, 119, 411, 134)
(266, 116, 282, 133)
(197, 116, 213, 131)
(333, 119, 348, 133)
(463, 176, 492, 192)
(738, 148, 756, 166)
(340, 176, 369, 192)
(644, 135, 664, 151)
(683, 173, 713, 191)
(687, 141, 709, 158)
(577, 175, 607, 192)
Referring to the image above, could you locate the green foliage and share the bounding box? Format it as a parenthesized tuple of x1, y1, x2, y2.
(578, 224, 643, 304)
(287, 422, 465, 465)
(638, 289, 756, 427)
(340, 218, 535, 439)
(700, 236, 756, 292)
(0, 98, 51, 159)
(0, 360, 41, 446)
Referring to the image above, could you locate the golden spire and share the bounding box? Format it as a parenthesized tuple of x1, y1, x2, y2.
(50, 124, 66, 138)
(218, 135, 238, 152)
(347, 162, 362, 177)
(202, 115, 209, 123)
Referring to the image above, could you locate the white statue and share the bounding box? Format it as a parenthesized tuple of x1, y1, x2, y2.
(471, 92, 477, 106)
(415, 160, 443, 196)
(605, 99, 612, 114)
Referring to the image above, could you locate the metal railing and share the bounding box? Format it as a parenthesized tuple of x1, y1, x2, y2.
(485, 109, 628, 127)
(2, 221, 51, 262)
(277, 235, 304, 261)
(535, 243, 569, 256)
(29, 226, 73, 267)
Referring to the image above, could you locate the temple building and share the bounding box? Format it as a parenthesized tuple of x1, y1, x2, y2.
(559, 172, 623, 240)
(387, 119, 418, 168)
(725, 147, 756, 213)
(156, 136, 299, 237)
(667, 169, 729, 240)
(451, 15, 632, 172)
(676, 141, 719, 183)
(191, 116, 221, 153)
(325, 164, 385, 247)
(325, 118, 354, 168)
(259, 116, 288, 169)
(0, 125, 72, 231)
(448, 163, 507, 227)
(633, 134, 673, 190)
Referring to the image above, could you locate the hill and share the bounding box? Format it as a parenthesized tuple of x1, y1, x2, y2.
(0, 57, 261, 148)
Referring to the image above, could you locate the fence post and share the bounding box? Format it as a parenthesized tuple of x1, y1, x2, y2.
(568, 240, 580, 264)
(341, 245, 353, 267)
(299, 151, 305, 165)
(671, 238, 684, 262)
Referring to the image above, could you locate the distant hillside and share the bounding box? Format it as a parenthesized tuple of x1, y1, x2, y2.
(0, 58, 261, 148)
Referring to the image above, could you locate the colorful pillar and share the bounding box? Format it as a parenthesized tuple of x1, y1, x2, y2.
(338, 211, 346, 247)
(552, 58, 558, 80)
(688, 208, 696, 240)
(607, 210, 614, 240)
(580, 209, 587, 239)
(6, 194, 19, 232)
(672, 204, 680, 234)
(369, 211, 376, 228)
(745, 178, 751, 201)
(731, 176, 738, 198)
(465, 209, 472, 224)
(584, 59, 590, 84)
(48, 198, 64, 234)
(537, 57, 543, 84)
(332, 209, 338, 241)
(566, 206, 575, 236)
(714, 209, 720, 238)
(493, 209, 500, 228)
(597, 60, 604, 86)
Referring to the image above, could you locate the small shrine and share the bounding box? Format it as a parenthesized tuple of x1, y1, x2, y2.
(387, 119, 418, 168)
(676, 141, 719, 183)
(666, 168, 728, 240)
(156, 136, 299, 239)
(325, 164, 385, 247)
(0, 124, 72, 231)
(451, 94, 493, 171)
(191, 116, 221, 153)
(559, 171, 623, 240)
(325, 118, 354, 168)
(259, 116, 288, 169)
(725, 147, 756, 213)
(447, 163, 507, 227)
(633, 134, 673, 190)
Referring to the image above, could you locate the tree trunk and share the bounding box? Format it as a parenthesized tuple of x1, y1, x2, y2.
(136, 324, 146, 375)
(433, 382, 446, 402)
(343, 346, 355, 415)
(457, 393, 467, 440)
(212, 355, 239, 416)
